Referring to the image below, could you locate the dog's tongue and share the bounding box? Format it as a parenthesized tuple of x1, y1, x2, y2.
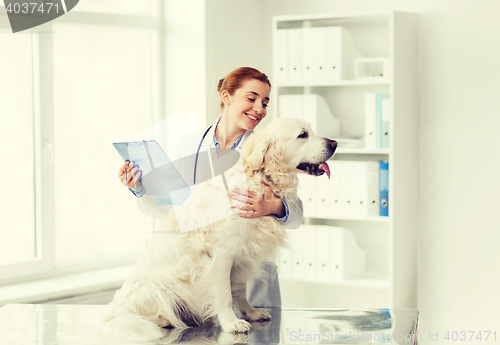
(320, 162, 330, 179)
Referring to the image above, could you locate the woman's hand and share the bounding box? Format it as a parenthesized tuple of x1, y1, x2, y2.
(118, 161, 142, 188)
(230, 182, 285, 218)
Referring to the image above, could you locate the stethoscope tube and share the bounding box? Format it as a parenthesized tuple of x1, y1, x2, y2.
(193, 125, 213, 185)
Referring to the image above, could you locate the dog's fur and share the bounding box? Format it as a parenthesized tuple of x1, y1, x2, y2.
(101, 118, 336, 342)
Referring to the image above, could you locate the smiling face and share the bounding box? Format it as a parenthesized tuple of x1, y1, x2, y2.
(221, 79, 270, 131)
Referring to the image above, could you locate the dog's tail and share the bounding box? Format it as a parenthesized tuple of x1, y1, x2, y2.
(100, 304, 166, 342)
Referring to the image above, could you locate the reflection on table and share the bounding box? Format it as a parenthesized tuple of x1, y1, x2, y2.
(0, 304, 419, 344)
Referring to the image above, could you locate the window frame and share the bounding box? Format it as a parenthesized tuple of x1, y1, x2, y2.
(0, 2, 165, 286)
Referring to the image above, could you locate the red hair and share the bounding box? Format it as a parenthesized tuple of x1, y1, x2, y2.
(217, 67, 271, 108)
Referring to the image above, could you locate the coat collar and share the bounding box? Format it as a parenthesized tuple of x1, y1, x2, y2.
(205, 116, 253, 151)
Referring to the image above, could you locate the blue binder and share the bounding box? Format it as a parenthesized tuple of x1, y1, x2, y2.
(379, 161, 389, 217)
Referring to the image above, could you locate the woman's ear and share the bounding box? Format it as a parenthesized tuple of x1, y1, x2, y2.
(221, 90, 231, 106)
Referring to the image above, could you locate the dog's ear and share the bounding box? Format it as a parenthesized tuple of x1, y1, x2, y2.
(243, 131, 287, 185)
(243, 132, 273, 171)
(262, 138, 287, 180)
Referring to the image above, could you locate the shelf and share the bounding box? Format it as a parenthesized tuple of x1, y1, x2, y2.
(273, 12, 390, 23)
(280, 277, 390, 290)
(305, 215, 389, 222)
(334, 148, 390, 155)
(276, 79, 390, 88)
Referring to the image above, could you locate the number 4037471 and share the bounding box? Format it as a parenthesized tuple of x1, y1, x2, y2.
(5, 2, 60, 14)
(444, 331, 496, 342)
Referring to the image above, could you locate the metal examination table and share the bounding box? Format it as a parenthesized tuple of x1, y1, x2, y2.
(0, 304, 419, 344)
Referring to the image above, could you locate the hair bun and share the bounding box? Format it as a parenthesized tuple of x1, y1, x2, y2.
(217, 77, 225, 92)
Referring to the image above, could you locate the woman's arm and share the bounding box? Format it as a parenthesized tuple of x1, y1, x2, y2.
(230, 184, 304, 229)
(119, 161, 173, 219)
(134, 192, 174, 220)
(275, 196, 304, 230)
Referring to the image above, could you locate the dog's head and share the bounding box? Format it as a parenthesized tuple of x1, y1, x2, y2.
(242, 118, 337, 190)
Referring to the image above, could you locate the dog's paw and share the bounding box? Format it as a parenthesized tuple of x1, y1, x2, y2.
(149, 315, 171, 328)
(221, 319, 251, 333)
(244, 308, 272, 322)
(248, 319, 272, 330)
(217, 331, 250, 344)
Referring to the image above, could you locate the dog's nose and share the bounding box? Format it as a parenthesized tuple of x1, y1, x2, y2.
(330, 139, 337, 152)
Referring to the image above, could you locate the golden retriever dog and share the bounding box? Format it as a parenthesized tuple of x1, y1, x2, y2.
(101, 118, 337, 342)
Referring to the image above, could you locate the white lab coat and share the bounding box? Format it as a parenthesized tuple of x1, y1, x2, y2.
(132, 117, 303, 307)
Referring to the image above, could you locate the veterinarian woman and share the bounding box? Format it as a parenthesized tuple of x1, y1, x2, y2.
(117, 67, 303, 308)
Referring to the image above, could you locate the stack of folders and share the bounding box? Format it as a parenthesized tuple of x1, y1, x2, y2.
(279, 225, 366, 282)
(278, 94, 340, 138)
(298, 160, 389, 218)
(365, 93, 390, 149)
(274, 26, 362, 84)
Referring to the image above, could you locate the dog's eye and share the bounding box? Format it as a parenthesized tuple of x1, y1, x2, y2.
(298, 131, 308, 139)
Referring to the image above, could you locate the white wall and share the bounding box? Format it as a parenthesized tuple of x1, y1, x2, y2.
(205, 0, 270, 125)
(203, 0, 500, 341)
(164, 0, 207, 127)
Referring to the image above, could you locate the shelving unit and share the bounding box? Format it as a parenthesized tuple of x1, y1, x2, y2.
(286, 277, 391, 290)
(308, 215, 390, 223)
(335, 148, 390, 155)
(277, 79, 390, 87)
(272, 11, 419, 309)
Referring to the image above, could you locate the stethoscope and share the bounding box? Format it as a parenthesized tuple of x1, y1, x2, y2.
(193, 125, 213, 185)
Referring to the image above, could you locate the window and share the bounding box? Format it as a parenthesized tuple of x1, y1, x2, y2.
(0, 32, 36, 266)
(0, 1, 164, 282)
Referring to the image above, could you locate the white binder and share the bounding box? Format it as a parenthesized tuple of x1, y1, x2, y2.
(301, 225, 318, 281)
(317, 161, 380, 219)
(326, 26, 341, 81)
(365, 93, 377, 149)
(317, 177, 332, 218)
(326, 27, 363, 81)
(289, 226, 306, 278)
(286, 225, 366, 283)
(351, 161, 380, 217)
(313, 28, 328, 81)
(329, 161, 345, 217)
(320, 160, 347, 218)
(343, 162, 356, 217)
(328, 226, 366, 282)
(339, 161, 380, 218)
(381, 96, 390, 149)
(297, 173, 319, 218)
(287, 28, 302, 83)
(301, 27, 315, 83)
(316, 225, 331, 282)
(273, 29, 289, 84)
(302, 27, 328, 82)
(329, 226, 344, 281)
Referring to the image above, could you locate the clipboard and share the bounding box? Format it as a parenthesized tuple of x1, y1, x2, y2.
(113, 140, 191, 206)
